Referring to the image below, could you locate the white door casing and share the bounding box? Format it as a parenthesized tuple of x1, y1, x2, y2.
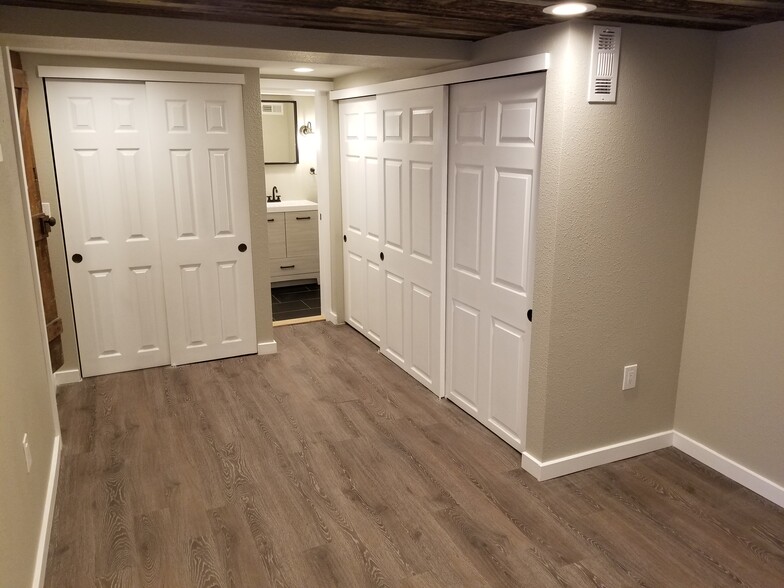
(339, 97, 384, 345)
(146, 82, 257, 366)
(47, 80, 171, 377)
(377, 86, 448, 397)
(446, 73, 545, 451)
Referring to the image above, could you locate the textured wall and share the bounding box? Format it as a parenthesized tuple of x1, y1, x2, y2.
(675, 22, 784, 486)
(0, 48, 59, 587)
(21, 53, 273, 373)
(471, 22, 716, 460)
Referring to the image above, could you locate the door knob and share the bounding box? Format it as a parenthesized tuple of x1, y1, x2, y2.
(343, 234, 347, 243)
(238, 243, 247, 252)
(72, 253, 83, 263)
(527, 309, 532, 322)
(379, 251, 384, 261)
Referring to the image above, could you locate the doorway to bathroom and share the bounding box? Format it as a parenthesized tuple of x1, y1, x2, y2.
(261, 84, 324, 325)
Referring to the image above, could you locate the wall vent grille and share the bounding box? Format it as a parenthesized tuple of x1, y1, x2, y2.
(262, 102, 284, 115)
(588, 26, 621, 103)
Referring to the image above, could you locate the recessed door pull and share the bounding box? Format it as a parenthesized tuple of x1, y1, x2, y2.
(280, 264, 295, 269)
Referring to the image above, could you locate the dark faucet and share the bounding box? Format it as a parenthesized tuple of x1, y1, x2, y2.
(268, 186, 281, 203)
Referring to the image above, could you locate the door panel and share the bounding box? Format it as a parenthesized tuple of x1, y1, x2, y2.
(377, 86, 448, 396)
(47, 80, 170, 376)
(11, 53, 64, 371)
(339, 97, 381, 345)
(146, 82, 257, 366)
(446, 73, 545, 451)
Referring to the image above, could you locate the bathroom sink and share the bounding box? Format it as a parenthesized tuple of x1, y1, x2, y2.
(266, 199, 318, 213)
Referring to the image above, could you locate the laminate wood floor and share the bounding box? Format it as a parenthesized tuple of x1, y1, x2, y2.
(47, 323, 784, 587)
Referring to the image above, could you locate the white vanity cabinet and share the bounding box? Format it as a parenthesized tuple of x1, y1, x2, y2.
(267, 200, 319, 282)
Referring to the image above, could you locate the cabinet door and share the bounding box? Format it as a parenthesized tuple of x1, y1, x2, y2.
(284, 211, 318, 257)
(147, 82, 257, 366)
(267, 212, 286, 258)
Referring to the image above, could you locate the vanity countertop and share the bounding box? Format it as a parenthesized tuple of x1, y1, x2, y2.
(266, 199, 318, 213)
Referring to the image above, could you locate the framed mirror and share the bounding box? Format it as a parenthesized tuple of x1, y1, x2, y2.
(262, 100, 299, 164)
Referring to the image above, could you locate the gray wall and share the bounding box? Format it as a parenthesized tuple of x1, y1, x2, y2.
(20, 53, 274, 373)
(466, 22, 716, 460)
(675, 22, 784, 486)
(0, 48, 60, 587)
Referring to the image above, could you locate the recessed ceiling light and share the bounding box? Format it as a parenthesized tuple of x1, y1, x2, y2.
(543, 2, 597, 16)
(293, 67, 314, 73)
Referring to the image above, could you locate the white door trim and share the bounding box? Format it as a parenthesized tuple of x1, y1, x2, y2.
(37, 66, 245, 85)
(329, 53, 549, 101)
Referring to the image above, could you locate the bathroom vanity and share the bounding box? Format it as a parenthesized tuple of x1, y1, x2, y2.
(267, 200, 319, 283)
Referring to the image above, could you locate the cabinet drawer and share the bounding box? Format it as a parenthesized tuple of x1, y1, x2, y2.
(267, 213, 286, 259)
(284, 211, 318, 257)
(269, 255, 319, 278)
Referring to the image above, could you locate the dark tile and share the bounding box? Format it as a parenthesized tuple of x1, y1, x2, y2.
(272, 284, 314, 295)
(274, 291, 319, 303)
(272, 300, 308, 313)
(303, 299, 321, 310)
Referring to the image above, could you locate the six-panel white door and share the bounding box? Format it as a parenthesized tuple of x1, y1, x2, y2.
(47, 80, 172, 377)
(339, 97, 384, 345)
(377, 87, 448, 397)
(446, 74, 545, 451)
(146, 82, 257, 366)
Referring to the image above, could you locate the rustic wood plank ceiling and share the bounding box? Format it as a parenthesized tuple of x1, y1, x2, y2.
(2, 0, 782, 40)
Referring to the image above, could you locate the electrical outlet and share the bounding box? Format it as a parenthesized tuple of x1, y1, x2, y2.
(22, 433, 32, 473)
(622, 364, 638, 391)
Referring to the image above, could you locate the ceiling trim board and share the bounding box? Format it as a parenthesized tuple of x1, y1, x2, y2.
(36, 66, 245, 84)
(329, 53, 549, 101)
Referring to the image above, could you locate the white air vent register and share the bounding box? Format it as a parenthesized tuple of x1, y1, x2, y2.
(588, 25, 621, 103)
(262, 102, 284, 115)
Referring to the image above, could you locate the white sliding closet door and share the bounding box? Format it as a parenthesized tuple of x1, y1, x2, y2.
(339, 97, 383, 345)
(146, 82, 257, 366)
(446, 73, 545, 451)
(48, 80, 171, 377)
(377, 86, 448, 397)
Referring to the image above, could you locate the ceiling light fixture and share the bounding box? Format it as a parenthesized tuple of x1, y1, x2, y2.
(543, 2, 597, 16)
(293, 67, 314, 73)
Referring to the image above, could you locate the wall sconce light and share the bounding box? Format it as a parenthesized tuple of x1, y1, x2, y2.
(299, 121, 314, 135)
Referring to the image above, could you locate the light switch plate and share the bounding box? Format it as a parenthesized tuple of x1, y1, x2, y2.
(622, 364, 638, 391)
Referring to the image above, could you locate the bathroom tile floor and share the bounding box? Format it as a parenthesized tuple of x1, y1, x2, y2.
(271, 283, 321, 322)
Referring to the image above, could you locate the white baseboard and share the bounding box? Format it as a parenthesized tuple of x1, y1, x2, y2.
(32, 434, 61, 588)
(257, 340, 278, 355)
(521, 430, 674, 481)
(327, 310, 339, 325)
(673, 432, 784, 508)
(53, 368, 81, 387)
